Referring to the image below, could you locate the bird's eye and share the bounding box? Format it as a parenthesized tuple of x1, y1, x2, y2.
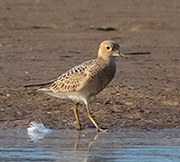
(106, 46, 111, 50)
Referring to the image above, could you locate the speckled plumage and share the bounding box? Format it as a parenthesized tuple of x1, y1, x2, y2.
(46, 57, 116, 99)
(24, 40, 127, 131)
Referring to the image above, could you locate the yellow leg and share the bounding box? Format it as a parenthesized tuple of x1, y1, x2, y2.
(85, 104, 108, 132)
(72, 103, 81, 130)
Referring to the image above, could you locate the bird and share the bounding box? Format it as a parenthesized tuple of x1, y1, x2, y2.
(24, 40, 128, 132)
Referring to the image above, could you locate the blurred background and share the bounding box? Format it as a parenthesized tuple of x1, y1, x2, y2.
(1, 0, 179, 88)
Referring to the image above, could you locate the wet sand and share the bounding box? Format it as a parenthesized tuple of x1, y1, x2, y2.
(0, 0, 180, 130)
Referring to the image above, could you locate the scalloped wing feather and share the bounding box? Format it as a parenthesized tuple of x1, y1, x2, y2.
(50, 59, 94, 92)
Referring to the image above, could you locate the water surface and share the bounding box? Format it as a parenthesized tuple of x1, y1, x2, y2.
(0, 128, 180, 162)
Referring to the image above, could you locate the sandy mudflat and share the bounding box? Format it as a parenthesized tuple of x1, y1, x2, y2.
(0, 0, 179, 130)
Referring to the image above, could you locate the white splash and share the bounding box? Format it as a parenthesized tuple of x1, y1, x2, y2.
(27, 121, 51, 142)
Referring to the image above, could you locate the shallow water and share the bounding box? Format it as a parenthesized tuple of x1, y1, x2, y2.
(0, 129, 180, 162)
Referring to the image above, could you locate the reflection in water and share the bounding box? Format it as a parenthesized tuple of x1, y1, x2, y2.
(74, 130, 99, 151)
(50, 130, 101, 162)
(1, 129, 180, 161)
(27, 121, 98, 152)
(27, 122, 100, 161)
(54, 131, 100, 162)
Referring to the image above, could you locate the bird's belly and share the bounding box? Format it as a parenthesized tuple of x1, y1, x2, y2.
(67, 93, 86, 104)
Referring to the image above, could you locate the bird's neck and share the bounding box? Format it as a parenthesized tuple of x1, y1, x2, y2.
(98, 55, 115, 65)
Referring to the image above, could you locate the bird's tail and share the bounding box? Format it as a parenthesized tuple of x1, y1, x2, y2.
(24, 79, 56, 88)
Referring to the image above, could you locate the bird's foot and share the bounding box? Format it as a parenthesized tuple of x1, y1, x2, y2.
(97, 128, 109, 132)
(76, 124, 82, 131)
(76, 127, 82, 131)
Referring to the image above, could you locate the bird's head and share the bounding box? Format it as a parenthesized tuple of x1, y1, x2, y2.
(98, 40, 127, 61)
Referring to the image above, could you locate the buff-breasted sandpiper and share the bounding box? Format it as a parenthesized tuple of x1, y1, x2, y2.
(25, 40, 127, 132)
